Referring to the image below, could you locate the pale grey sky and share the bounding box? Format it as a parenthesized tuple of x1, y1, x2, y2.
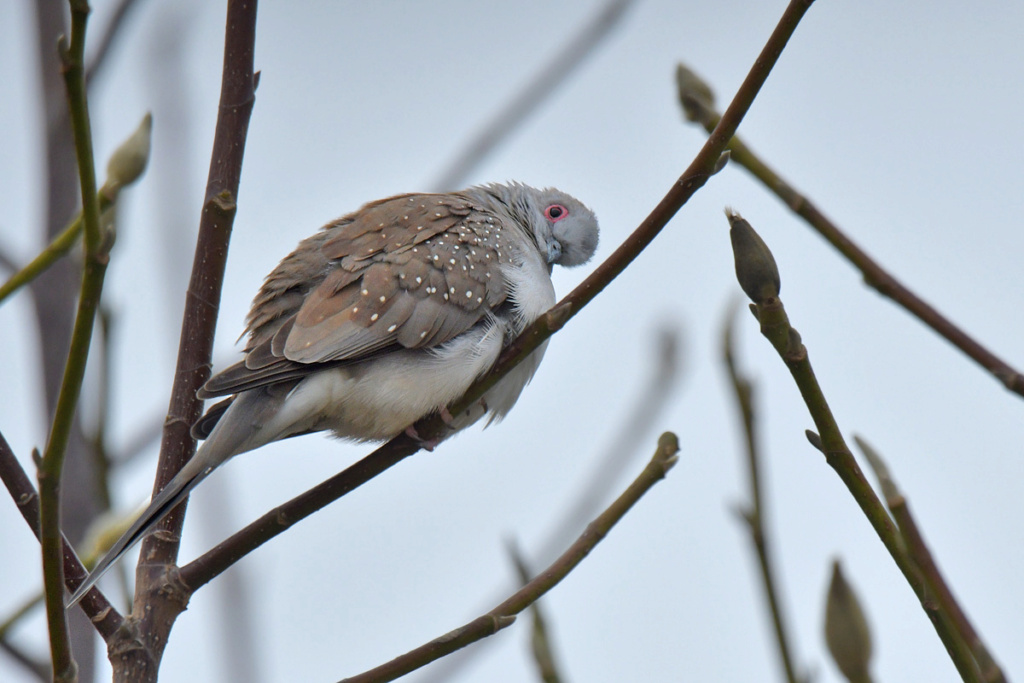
(1, 1, 1022, 682)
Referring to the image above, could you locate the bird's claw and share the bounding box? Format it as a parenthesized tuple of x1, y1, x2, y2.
(439, 405, 456, 427)
(405, 424, 441, 452)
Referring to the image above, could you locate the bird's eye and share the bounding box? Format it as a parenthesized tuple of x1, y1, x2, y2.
(544, 204, 568, 222)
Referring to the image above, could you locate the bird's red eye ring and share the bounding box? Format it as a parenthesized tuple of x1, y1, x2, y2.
(544, 204, 568, 222)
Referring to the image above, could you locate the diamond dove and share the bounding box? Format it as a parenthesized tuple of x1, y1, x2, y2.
(68, 182, 599, 607)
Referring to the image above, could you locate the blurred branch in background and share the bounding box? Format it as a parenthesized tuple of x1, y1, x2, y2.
(855, 437, 1006, 683)
(677, 64, 1024, 399)
(341, 433, 680, 683)
(538, 324, 682, 560)
(85, 0, 147, 88)
(508, 541, 567, 683)
(721, 304, 806, 683)
(727, 211, 990, 683)
(429, 0, 638, 191)
(0, 638, 48, 683)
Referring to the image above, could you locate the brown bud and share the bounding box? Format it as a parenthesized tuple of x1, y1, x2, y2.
(727, 210, 781, 303)
(825, 559, 874, 682)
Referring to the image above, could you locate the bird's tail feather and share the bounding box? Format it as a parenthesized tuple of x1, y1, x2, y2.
(66, 387, 289, 609)
(65, 451, 217, 608)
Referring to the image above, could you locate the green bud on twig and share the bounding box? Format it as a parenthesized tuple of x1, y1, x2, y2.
(727, 209, 781, 304)
(102, 112, 153, 195)
(825, 559, 874, 683)
(675, 63, 716, 122)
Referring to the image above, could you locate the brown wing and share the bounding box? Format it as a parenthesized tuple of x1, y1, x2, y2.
(199, 192, 515, 400)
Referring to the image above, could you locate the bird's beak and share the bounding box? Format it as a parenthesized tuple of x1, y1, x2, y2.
(546, 240, 563, 264)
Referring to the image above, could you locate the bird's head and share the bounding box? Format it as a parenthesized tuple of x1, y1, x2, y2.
(477, 182, 599, 269)
(529, 188, 600, 268)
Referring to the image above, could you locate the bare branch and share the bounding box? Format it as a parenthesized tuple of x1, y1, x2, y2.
(507, 541, 566, 683)
(856, 436, 1006, 683)
(678, 63, 1024, 399)
(340, 433, 680, 683)
(39, 1, 112, 676)
(727, 212, 983, 682)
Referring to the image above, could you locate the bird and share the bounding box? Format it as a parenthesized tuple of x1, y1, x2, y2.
(67, 182, 599, 608)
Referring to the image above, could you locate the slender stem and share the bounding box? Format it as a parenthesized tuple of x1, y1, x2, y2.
(678, 67, 1024, 398)
(856, 437, 1006, 683)
(0, 202, 87, 305)
(178, 0, 816, 589)
(731, 214, 982, 681)
(104, 3, 259, 680)
(721, 305, 804, 683)
(339, 434, 679, 683)
(39, 1, 110, 679)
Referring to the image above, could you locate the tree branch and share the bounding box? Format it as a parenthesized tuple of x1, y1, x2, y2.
(95, 2, 260, 680)
(727, 211, 983, 682)
(677, 64, 1024, 399)
(38, 1, 111, 678)
(339, 433, 679, 683)
(176, 0, 814, 592)
(855, 436, 1006, 683)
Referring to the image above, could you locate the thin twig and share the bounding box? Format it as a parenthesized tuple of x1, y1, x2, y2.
(855, 436, 1006, 683)
(430, 0, 638, 191)
(0, 190, 119, 305)
(536, 323, 681, 562)
(677, 64, 1024, 398)
(339, 433, 680, 683)
(101, 2, 259, 680)
(418, 325, 682, 683)
(727, 212, 982, 682)
(721, 302, 804, 683)
(179, 0, 814, 593)
(0, 212, 83, 305)
(39, 1, 110, 678)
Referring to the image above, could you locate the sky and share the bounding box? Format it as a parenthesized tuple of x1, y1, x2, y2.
(1, 1, 1023, 682)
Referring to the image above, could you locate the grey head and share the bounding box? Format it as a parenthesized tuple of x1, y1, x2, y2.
(464, 182, 600, 269)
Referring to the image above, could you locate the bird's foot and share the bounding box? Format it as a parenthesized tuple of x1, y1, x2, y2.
(405, 424, 441, 452)
(439, 405, 456, 427)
